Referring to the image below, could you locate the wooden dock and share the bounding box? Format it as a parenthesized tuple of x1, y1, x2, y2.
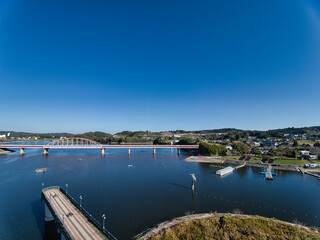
(235, 163, 246, 169)
(42, 187, 116, 240)
(265, 166, 273, 180)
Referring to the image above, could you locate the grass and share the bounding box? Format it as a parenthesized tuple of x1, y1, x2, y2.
(148, 214, 320, 240)
(273, 158, 308, 165)
(298, 140, 315, 145)
(222, 155, 309, 165)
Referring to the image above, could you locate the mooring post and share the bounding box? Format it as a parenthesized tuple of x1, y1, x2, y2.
(178, 148, 181, 155)
(128, 148, 131, 155)
(43, 148, 49, 156)
(19, 148, 24, 156)
(153, 148, 156, 155)
(101, 148, 105, 156)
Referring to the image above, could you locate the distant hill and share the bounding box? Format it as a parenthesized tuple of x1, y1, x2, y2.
(1, 126, 319, 140)
(169, 126, 320, 137)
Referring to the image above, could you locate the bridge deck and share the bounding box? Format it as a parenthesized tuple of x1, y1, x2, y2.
(43, 188, 108, 240)
(0, 144, 198, 149)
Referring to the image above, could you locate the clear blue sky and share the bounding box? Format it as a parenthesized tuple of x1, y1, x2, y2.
(0, 0, 320, 133)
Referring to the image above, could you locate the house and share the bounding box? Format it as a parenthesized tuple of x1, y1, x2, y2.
(252, 141, 261, 147)
(299, 150, 310, 155)
(0, 134, 6, 139)
(226, 145, 233, 151)
(261, 139, 277, 147)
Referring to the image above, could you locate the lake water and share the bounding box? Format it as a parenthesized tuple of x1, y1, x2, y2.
(0, 145, 320, 239)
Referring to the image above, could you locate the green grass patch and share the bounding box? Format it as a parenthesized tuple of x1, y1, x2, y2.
(273, 158, 308, 165)
(311, 160, 320, 164)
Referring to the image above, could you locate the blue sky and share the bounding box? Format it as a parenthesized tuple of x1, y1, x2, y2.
(0, 0, 320, 133)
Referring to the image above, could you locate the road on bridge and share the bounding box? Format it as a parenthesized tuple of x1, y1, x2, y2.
(43, 188, 108, 240)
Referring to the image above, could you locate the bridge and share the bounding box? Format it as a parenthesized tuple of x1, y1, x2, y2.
(42, 186, 117, 240)
(0, 137, 199, 156)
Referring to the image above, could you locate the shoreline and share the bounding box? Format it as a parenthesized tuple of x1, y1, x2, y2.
(186, 156, 320, 173)
(134, 213, 319, 239)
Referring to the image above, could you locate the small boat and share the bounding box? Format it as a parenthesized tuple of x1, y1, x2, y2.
(35, 168, 47, 173)
(265, 171, 273, 180)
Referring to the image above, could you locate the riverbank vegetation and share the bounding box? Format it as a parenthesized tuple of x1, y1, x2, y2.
(146, 214, 320, 240)
(220, 155, 309, 165)
(199, 142, 227, 156)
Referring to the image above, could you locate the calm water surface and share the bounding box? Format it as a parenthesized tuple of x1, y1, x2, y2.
(0, 145, 320, 239)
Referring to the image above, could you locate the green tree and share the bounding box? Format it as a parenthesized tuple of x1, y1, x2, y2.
(313, 142, 320, 147)
(268, 148, 277, 156)
(250, 147, 261, 156)
(283, 148, 296, 158)
(199, 142, 227, 156)
(178, 138, 196, 145)
(293, 140, 298, 147)
(232, 142, 250, 154)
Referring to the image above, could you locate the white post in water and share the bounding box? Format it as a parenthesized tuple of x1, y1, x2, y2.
(153, 148, 156, 155)
(45, 204, 54, 221)
(19, 148, 24, 156)
(101, 148, 105, 156)
(43, 148, 49, 156)
(128, 148, 131, 155)
(178, 148, 181, 155)
(190, 173, 196, 193)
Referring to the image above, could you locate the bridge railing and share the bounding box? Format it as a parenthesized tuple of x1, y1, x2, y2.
(60, 188, 118, 240)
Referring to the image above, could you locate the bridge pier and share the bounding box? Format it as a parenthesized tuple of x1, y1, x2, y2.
(61, 232, 66, 240)
(43, 148, 49, 156)
(19, 148, 24, 156)
(45, 204, 54, 221)
(101, 148, 105, 156)
(153, 148, 156, 155)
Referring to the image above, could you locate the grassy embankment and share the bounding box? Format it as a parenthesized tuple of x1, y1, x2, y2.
(146, 214, 320, 240)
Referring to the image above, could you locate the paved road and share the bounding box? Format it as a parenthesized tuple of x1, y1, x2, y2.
(43, 188, 107, 240)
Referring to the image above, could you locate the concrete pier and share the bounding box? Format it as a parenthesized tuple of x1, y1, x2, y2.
(45, 204, 54, 221)
(19, 148, 24, 156)
(42, 186, 116, 240)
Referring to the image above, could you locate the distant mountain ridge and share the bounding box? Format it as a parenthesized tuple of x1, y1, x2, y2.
(1, 126, 320, 138)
